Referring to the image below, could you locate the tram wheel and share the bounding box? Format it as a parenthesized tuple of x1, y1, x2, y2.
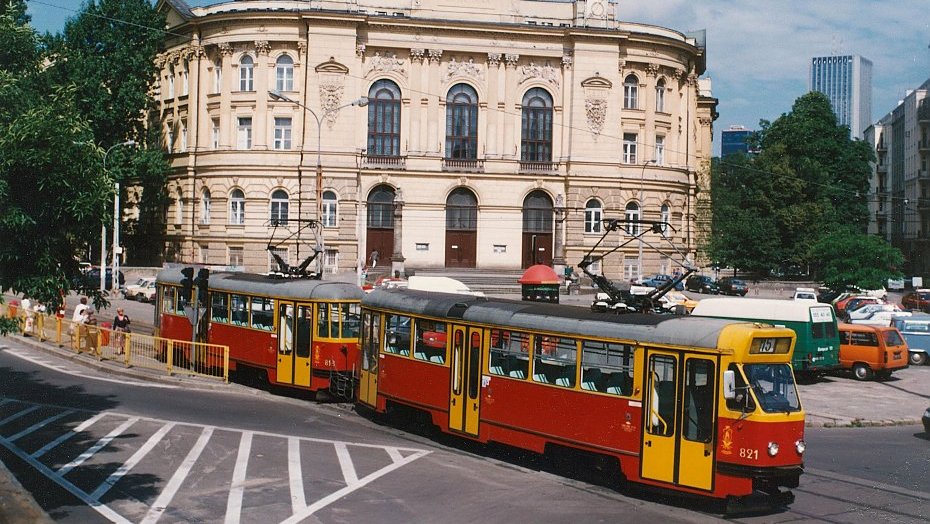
(852, 363, 873, 381)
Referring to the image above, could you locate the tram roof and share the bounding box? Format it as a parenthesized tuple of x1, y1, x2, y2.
(156, 268, 364, 300)
(364, 289, 740, 349)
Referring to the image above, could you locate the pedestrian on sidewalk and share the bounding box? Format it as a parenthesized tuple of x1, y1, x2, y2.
(83, 308, 98, 352)
(112, 308, 131, 354)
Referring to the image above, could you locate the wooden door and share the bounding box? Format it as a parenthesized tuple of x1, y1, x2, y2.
(445, 231, 476, 268)
(366, 228, 394, 268)
(522, 232, 552, 268)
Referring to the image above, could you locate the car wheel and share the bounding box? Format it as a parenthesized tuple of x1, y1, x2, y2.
(852, 363, 873, 381)
(910, 352, 928, 366)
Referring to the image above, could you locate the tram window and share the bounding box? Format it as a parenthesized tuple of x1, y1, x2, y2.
(279, 304, 294, 354)
(296, 306, 312, 358)
(231, 294, 248, 326)
(648, 355, 676, 437)
(163, 287, 176, 315)
(342, 303, 361, 338)
(488, 329, 529, 379)
(415, 319, 447, 363)
(318, 303, 330, 338)
(384, 315, 411, 356)
(683, 359, 715, 443)
(533, 336, 577, 387)
(327, 302, 341, 337)
(724, 364, 756, 412)
(250, 297, 274, 331)
(580, 341, 634, 395)
(211, 293, 229, 323)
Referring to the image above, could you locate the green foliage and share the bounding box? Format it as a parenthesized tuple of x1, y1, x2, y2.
(809, 229, 903, 290)
(710, 92, 878, 278)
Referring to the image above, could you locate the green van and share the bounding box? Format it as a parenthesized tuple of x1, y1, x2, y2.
(690, 298, 840, 375)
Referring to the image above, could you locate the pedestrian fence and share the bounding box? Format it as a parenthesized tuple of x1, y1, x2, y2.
(3, 303, 228, 383)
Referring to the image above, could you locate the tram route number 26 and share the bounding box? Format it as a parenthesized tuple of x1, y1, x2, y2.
(739, 448, 759, 460)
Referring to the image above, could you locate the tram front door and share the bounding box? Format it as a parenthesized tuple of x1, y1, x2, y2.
(358, 312, 381, 408)
(641, 350, 717, 491)
(448, 325, 481, 437)
(277, 303, 313, 387)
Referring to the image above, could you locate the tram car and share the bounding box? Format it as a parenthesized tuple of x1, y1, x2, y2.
(357, 288, 805, 508)
(155, 268, 363, 396)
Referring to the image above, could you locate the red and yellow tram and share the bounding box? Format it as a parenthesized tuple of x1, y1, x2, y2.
(156, 268, 362, 395)
(357, 288, 805, 507)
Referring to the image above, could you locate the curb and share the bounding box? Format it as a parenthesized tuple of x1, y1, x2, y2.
(805, 414, 922, 428)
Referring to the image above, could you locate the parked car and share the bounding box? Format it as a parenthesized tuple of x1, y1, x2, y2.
(837, 323, 909, 380)
(842, 297, 885, 318)
(122, 277, 155, 300)
(794, 287, 819, 302)
(639, 274, 684, 291)
(891, 314, 930, 365)
(901, 289, 930, 313)
(847, 303, 910, 326)
(657, 291, 700, 313)
(834, 295, 880, 317)
(717, 277, 749, 296)
(135, 280, 158, 302)
(72, 267, 125, 290)
(685, 275, 719, 294)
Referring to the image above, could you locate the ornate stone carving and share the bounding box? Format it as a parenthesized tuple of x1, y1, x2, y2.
(504, 53, 519, 68)
(561, 55, 573, 69)
(673, 67, 685, 80)
(319, 77, 345, 129)
(217, 42, 234, 56)
(366, 51, 407, 78)
(519, 61, 560, 87)
(699, 116, 713, 127)
(585, 98, 607, 137)
(617, 59, 626, 73)
(356, 43, 366, 57)
(297, 42, 307, 55)
(428, 49, 443, 64)
(645, 63, 659, 77)
(487, 53, 501, 67)
(410, 48, 426, 63)
(254, 40, 271, 55)
(445, 56, 484, 82)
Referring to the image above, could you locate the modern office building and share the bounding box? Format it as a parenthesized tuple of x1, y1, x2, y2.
(809, 54, 872, 139)
(720, 125, 754, 157)
(863, 78, 930, 277)
(152, 0, 717, 280)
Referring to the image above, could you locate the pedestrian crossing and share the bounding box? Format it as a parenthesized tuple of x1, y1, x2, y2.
(0, 398, 430, 523)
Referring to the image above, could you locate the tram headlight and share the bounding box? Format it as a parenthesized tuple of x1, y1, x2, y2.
(795, 439, 806, 454)
(767, 441, 780, 457)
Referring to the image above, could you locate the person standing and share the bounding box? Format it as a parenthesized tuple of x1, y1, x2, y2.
(69, 297, 88, 336)
(369, 249, 380, 268)
(112, 308, 131, 355)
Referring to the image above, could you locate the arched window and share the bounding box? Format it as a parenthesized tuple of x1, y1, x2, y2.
(230, 189, 245, 225)
(623, 74, 638, 109)
(367, 79, 401, 157)
(655, 78, 666, 112)
(523, 191, 553, 234)
(584, 199, 602, 233)
(625, 202, 640, 236)
(270, 189, 289, 224)
(446, 188, 477, 231)
(521, 88, 553, 163)
(200, 188, 211, 224)
(367, 185, 395, 228)
(167, 66, 175, 98)
(275, 55, 294, 92)
(321, 190, 338, 228)
(239, 55, 254, 92)
(660, 203, 670, 235)
(445, 84, 478, 160)
(213, 59, 222, 94)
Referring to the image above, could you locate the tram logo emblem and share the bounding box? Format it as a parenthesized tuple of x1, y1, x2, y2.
(721, 425, 734, 455)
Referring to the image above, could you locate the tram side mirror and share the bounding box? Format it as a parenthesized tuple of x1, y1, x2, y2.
(723, 370, 736, 400)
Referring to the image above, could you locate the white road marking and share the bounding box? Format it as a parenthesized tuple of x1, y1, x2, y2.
(140, 426, 214, 524)
(288, 437, 306, 513)
(806, 467, 930, 501)
(0, 405, 40, 427)
(8, 410, 76, 442)
(2, 346, 178, 389)
(58, 417, 139, 476)
(90, 422, 176, 500)
(32, 412, 107, 458)
(334, 442, 359, 485)
(224, 431, 253, 524)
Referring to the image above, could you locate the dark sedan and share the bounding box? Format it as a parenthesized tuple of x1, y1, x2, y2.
(685, 275, 719, 294)
(717, 277, 749, 296)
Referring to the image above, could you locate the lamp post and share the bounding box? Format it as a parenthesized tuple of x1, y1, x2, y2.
(638, 159, 657, 281)
(268, 90, 368, 266)
(103, 140, 136, 294)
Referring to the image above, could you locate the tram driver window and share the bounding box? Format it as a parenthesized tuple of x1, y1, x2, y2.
(385, 315, 411, 356)
(488, 329, 529, 379)
(580, 341, 634, 395)
(163, 287, 176, 315)
(533, 336, 577, 387)
(415, 319, 447, 364)
(724, 364, 756, 412)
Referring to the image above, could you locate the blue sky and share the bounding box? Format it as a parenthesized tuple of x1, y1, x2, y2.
(26, 1, 930, 154)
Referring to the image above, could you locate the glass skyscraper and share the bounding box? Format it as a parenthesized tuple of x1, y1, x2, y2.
(809, 55, 872, 139)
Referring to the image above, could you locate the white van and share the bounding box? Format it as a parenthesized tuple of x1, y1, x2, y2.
(793, 287, 818, 302)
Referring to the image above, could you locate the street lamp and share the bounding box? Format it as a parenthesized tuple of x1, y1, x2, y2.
(638, 158, 657, 281)
(268, 90, 368, 266)
(103, 140, 136, 294)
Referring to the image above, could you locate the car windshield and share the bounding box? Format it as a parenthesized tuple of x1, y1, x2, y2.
(743, 364, 801, 414)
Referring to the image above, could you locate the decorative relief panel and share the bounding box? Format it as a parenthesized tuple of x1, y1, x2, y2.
(428, 49, 443, 64)
(315, 58, 350, 129)
(504, 54, 519, 68)
(365, 50, 407, 78)
(410, 48, 426, 63)
(445, 56, 484, 82)
(254, 40, 270, 55)
(519, 61, 560, 87)
(581, 75, 612, 139)
(217, 42, 234, 56)
(487, 53, 501, 67)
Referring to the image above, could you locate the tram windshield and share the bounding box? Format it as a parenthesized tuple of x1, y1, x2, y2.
(743, 364, 801, 414)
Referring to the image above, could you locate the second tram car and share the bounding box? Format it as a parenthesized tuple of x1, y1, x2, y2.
(156, 268, 363, 396)
(357, 288, 805, 507)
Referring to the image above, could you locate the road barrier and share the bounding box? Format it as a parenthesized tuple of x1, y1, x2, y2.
(2, 304, 228, 382)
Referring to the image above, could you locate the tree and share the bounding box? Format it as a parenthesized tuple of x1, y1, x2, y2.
(809, 229, 903, 290)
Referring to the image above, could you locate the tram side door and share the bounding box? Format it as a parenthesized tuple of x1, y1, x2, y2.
(449, 325, 481, 437)
(358, 312, 381, 408)
(641, 350, 718, 491)
(292, 304, 313, 388)
(276, 302, 296, 385)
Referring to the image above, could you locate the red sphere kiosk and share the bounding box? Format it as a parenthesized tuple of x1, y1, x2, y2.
(519, 264, 561, 304)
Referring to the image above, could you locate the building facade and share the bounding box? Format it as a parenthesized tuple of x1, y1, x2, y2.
(864, 78, 930, 277)
(153, 0, 717, 280)
(720, 125, 755, 157)
(809, 54, 872, 139)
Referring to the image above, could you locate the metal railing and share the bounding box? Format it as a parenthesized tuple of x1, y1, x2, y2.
(3, 304, 228, 382)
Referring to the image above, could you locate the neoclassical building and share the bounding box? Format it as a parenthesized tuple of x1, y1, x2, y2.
(154, 0, 717, 280)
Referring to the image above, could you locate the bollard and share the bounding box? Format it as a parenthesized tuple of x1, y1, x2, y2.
(123, 333, 131, 367)
(166, 341, 174, 376)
